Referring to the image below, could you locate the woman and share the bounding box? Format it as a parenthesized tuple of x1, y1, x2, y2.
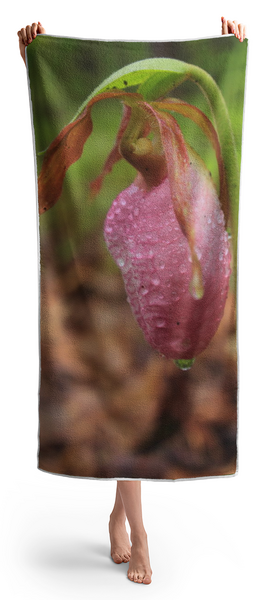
(17, 17, 246, 585)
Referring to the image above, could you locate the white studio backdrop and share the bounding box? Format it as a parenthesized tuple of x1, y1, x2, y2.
(1, 1, 272, 599)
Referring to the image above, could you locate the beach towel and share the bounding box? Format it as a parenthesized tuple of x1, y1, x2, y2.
(26, 34, 247, 479)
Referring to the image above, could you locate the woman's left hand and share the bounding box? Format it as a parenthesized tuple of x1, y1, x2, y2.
(221, 17, 246, 42)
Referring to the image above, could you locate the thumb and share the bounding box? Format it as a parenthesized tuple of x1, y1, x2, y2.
(37, 22, 46, 34)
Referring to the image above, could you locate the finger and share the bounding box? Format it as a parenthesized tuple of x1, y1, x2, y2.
(233, 20, 239, 38)
(26, 24, 32, 43)
(226, 20, 235, 34)
(20, 27, 27, 45)
(221, 17, 228, 35)
(31, 22, 38, 39)
(17, 30, 26, 64)
(238, 23, 244, 42)
(17, 30, 25, 51)
(37, 22, 46, 34)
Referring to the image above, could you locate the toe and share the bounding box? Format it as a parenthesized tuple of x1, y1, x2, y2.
(123, 556, 129, 563)
(111, 552, 123, 564)
(143, 574, 152, 584)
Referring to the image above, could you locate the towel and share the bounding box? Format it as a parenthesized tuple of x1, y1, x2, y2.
(26, 34, 247, 480)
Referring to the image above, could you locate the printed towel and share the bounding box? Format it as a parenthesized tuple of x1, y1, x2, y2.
(26, 34, 247, 479)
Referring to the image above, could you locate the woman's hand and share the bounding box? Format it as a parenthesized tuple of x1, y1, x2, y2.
(17, 22, 46, 65)
(221, 17, 246, 42)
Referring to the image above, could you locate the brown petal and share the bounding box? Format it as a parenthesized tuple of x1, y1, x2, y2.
(38, 91, 142, 215)
(38, 105, 93, 214)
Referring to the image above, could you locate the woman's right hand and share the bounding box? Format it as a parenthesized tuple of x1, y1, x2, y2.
(17, 22, 46, 65)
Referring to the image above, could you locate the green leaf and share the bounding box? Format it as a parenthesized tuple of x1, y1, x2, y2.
(71, 58, 190, 121)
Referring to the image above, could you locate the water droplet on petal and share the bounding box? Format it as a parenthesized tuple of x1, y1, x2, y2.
(156, 318, 166, 328)
(140, 286, 148, 295)
(151, 276, 160, 286)
(117, 257, 125, 267)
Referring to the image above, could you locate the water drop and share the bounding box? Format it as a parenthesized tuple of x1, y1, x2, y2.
(179, 264, 186, 274)
(140, 286, 148, 295)
(171, 293, 180, 301)
(121, 198, 127, 206)
(117, 257, 125, 267)
(136, 252, 143, 259)
(148, 250, 154, 258)
(156, 318, 166, 328)
(225, 266, 231, 278)
(151, 276, 160, 286)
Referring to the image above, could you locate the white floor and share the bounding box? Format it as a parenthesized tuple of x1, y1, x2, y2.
(1, 470, 271, 599)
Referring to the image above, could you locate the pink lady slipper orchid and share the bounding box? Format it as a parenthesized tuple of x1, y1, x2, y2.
(38, 59, 238, 369)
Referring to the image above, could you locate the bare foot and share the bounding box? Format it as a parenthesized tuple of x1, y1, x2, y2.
(109, 515, 131, 563)
(127, 532, 152, 584)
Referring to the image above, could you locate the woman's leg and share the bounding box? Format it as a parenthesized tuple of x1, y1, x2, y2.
(108, 484, 131, 564)
(117, 481, 152, 584)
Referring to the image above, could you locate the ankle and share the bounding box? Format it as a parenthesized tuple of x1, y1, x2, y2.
(130, 527, 147, 543)
(109, 510, 126, 525)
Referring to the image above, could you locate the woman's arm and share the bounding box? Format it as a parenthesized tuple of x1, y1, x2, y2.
(17, 21, 46, 65)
